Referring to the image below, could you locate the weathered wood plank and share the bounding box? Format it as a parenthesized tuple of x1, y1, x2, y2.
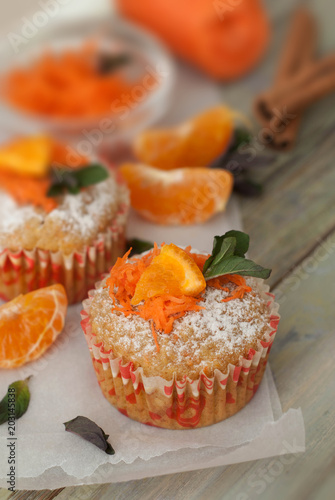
(5, 489, 63, 500)
(226, 0, 335, 288)
(240, 108, 335, 289)
(0, 489, 11, 500)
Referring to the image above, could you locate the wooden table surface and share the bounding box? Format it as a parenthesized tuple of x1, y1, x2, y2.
(1, 0, 335, 499)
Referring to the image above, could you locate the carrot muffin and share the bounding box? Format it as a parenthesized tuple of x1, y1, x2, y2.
(0, 136, 129, 303)
(81, 232, 280, 429)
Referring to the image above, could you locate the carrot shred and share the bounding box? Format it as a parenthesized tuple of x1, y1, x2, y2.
(150, 321, 160, 352)
(106, 246, 251, 351)
(0, 172, 57, 212)
(3, 44, 157, 119)
(218, 275, 252, 302)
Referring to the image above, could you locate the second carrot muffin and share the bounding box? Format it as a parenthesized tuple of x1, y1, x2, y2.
(0, 136, 129, 303)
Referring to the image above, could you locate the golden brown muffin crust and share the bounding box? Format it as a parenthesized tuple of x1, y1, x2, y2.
(89, 276, 273, 380)
(0, 173, 128, 254)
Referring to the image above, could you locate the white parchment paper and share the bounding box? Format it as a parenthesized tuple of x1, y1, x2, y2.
(0, 199, 305, 490)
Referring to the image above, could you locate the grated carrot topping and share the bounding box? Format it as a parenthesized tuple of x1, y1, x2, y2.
(105, 245, 251, 351)
(150, 321, 160, 352)
(0, 171, 57, 212)
(216, 274, 252, 302)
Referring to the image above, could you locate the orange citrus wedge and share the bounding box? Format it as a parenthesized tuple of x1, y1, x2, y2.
(133, 106, 234, 170)
(0, 135, 53, 178)
(131, 243, 206, 305)
(0, 284, 68, 369)
(119, 163, 233, 225)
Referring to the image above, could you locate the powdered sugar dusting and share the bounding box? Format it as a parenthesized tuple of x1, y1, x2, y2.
(0, 191, 43, 233)
(89, 276, 273, 379)
(0, 172, 129, 252)
(48, 177, 119, 236)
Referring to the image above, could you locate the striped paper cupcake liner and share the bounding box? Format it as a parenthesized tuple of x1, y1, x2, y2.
(0, 203, 128, 305)
(81, 279, 280, 429)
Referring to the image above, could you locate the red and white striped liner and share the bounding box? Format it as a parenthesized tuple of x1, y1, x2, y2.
(0, 203, 128, 304)
(80, 278, 280, 429)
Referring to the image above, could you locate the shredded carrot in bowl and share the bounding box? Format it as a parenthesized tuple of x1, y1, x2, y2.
(2, 44, 156, 120)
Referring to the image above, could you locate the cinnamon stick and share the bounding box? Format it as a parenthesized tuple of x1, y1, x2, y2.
(254, 7, 317, 150)
(274, 8, 316, 84)
(259, 54, 335, 116)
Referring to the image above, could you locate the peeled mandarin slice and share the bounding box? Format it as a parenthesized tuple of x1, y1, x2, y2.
(0, 135, 53, 178)
(131, 243, 206, 305)
(119, 163, 233, 225)
(0, 284, 68, 369)
(133, 106, 234, 170)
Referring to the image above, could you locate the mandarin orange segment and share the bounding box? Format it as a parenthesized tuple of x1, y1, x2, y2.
(131, 243, 206, 305)
(133, 106, 234, 170)
(119, 163, 233, 225)
(0, 284, 68, 369)
(0, 135, 53, 178)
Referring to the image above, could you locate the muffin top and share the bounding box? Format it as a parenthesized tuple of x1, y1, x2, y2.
(88, 242, 275, 380)
(0, 174, 128, 254)
(90, 278, 273, 380)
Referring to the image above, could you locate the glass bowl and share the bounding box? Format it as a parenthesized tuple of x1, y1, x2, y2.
(0, 15, 176, 156)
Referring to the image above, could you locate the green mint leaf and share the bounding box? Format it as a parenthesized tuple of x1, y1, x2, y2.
(203, 235, 225, 274)
(210, 236, 236, 267)
(203, 230, 250, 274)
(209, 127, 252, 169)
(64, 416, 115, 455)
(223, 230, 249, 257)
(203, 232, 270, 281)
(67, 185, 81, 195)
(74, 165, 109, 188)
(47, 164, 109, 198)
(230, 127, 252, 152)
(47, 184, 64, 197)
(204, 255, 271, 280)
(127, 238, 154, 257)
(0, 377, 31, 425)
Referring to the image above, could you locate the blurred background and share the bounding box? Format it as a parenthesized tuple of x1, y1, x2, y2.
(0, 0, 335, 230)
(1, 0, 112, 27)
(1, 0, 334, 161)
(0, 0, 334, 224)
